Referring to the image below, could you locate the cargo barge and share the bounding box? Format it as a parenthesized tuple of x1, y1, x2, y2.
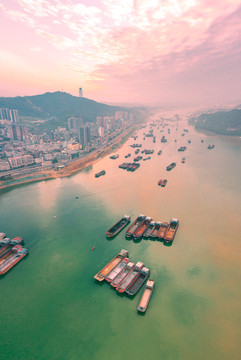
(133, 217, 152, 241)
(110, 261, 135, 288)
(137, 279, 155, 313)
(116, 262, 144, 293)
(0, 245, 28, 276)
(94, 249, 128, 281)
(95, 170, 106, 178)
(105, 257, 129, 283)
(143, 221, 156, 238)
(150, 222, 162, 238)
(125, 267, 150, 296)
(164, 219, 179, 243)
(126, 214, 146, 238)
(166, 162, 176, 171)
(106, 215, 131, 238)
(156, 222, 169, 240)
(158, 179, 167, 187)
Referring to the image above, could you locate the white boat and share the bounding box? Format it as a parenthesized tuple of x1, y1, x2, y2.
(137, 279, 155, 312)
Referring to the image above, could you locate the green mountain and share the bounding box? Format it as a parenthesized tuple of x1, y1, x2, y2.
(0, 92, 141, 129)
(190, 108, 241, 136)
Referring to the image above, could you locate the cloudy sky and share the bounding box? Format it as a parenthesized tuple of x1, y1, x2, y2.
(0, 0, 241, 105)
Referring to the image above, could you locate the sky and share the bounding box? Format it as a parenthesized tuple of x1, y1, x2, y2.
(0, 0, 241, 106)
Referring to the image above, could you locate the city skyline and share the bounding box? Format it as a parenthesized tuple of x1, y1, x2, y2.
(0, 1, 241, 106)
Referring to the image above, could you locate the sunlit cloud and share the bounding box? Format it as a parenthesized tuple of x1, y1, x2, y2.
(0, 0, 241, 104)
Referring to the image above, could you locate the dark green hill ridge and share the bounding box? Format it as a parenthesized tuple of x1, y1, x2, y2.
(190, 108, 241, 136)
(0, 91, 131, 123)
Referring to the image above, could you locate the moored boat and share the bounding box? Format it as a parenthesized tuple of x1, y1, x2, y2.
(110, 261, 135, 288)
(0, 245, 28, 276)
(158, 179, 167, 187)
(126, 214, 146, 238)
(93, 249, 128, 281)
(133, 217, 152, 240)
(137, 279, 155, 313)
(116, 262, 144, 293)
(106, 215, 131, 238)
(110, 154, 119, 159)
(150, 221, 162, 238)
(166, 162, 176, 171)
(156, 222, 169, 240)
(95, 170, 106, 178)
(105, 257, 129, 282)
(143, 221, 156, 238)
(164, 219, 179, 243)
(125, 267, 150, 296)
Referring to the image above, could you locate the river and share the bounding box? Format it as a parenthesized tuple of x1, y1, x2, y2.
(0, 116, 240, 360)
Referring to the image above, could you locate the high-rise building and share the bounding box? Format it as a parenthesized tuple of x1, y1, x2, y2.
(98, 126, 105, 137)
(68, 116, 83, 130)
(79, 88, 83, 97)
(7, 124, 26, 140)
(78, 126, 90, 147)
(0, 108, 19, 123)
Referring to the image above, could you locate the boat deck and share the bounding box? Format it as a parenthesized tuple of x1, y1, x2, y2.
(138, 288, 152, 309)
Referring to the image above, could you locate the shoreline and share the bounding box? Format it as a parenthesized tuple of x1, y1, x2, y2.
(0, 127, 137, 190)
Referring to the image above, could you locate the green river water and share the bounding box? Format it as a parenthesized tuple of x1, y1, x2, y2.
(0, 117, 241, 360)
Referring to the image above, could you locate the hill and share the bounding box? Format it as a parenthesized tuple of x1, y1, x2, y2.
(0, 92, 141, 129)
(190, 108, 241, 136)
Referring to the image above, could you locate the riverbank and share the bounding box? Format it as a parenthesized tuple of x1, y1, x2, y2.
(0, 126, 137, 190)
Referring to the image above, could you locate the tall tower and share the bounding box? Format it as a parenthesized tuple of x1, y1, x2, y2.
(79, 88, 83, 97)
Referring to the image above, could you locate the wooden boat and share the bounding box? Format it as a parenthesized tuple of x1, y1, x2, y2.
(105, 257, 129, 282)
(164, 219, 179, 243)
(133, 217, 152, 240)
(110, 261, 135, 288)
(158, 179, 167, 187)
(116, 262, 144, 293)
(126, 214, 146, 238)
(143, 221, 156, 238)
(156, 222, 169, 240)
(106, 215, 131, 238)
(137, 279, 155, 312)
(125, 267, 150, 296)
(150, 222, 162, 238)
(93, 249, 128, 281)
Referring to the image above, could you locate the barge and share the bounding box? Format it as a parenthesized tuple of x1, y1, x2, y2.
(0, 245, 28, 276)
(125, 267, 150, 296)
(106, 215, 131, 238)
(143, 221, 156, 238)
(126, 214, 146, 238)
(164, 219, 179, 243)
(95, 170, 106, 178)
(110, 261, 135, 288)
(158, 179, 167, 187)
(137, 279, 155, 313)
(156, 222, 169, 240)
(105, 257, 129, 283)
(150, 222, 162, 238)
(93, 249, 128, 281)
(166, 162, 176, 171)
(116, 262, 144, 293)
(133, 217, 152, 241)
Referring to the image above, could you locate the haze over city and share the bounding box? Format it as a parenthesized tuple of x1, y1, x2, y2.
(1, 0, 241, 106)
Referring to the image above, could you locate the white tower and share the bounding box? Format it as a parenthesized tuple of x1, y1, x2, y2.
(79, 88, 83, 97)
